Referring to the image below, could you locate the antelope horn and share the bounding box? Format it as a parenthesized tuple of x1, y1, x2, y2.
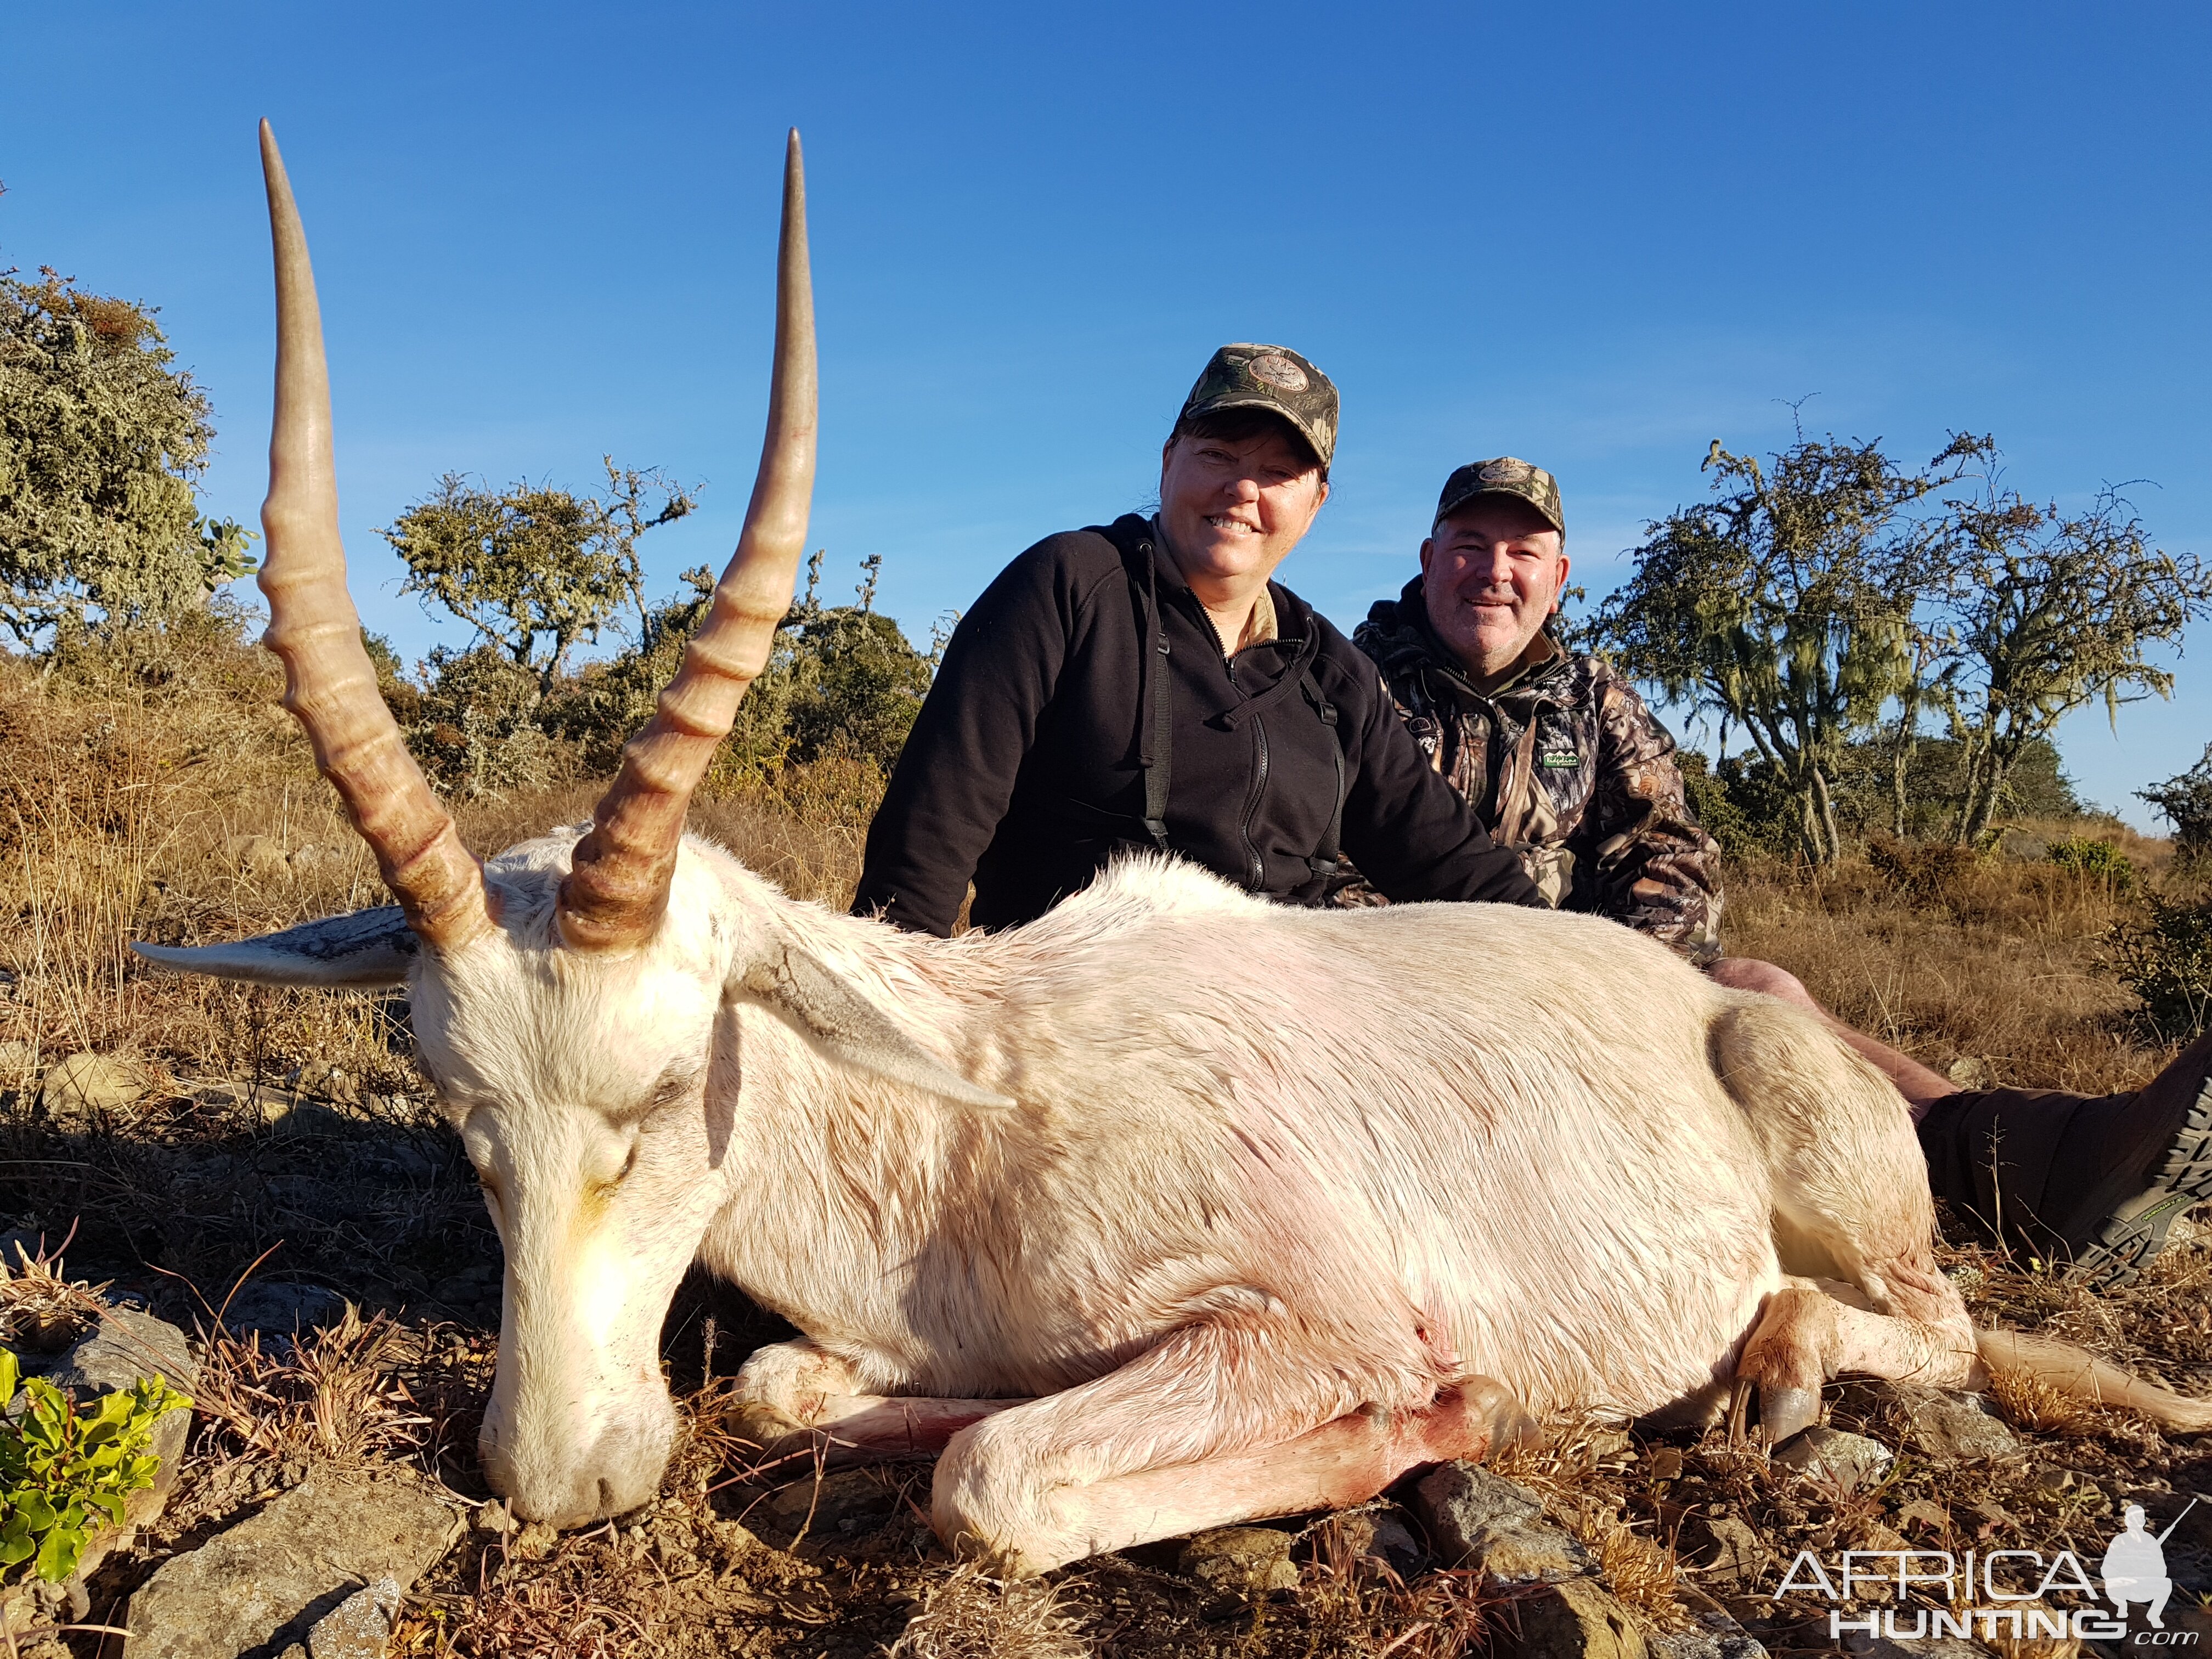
(256, 120, 492, 953)
(556, 129, 816, 952)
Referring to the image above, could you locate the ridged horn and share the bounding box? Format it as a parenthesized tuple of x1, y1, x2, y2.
(556, 129, 816, 952)
(256, 120, 493, 952)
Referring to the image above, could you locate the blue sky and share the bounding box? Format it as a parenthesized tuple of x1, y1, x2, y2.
(6, 2, 2208, 827)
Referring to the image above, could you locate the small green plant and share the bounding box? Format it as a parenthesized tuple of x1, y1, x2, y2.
(2047, 836, 2136, 893)
(2108, 894, 2212, 1042)
(0, 1348, 189, 1583)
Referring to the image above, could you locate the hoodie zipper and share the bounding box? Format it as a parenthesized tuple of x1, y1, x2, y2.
(1242, 715, 1269, 890)
(1176, 582, 1279, 893)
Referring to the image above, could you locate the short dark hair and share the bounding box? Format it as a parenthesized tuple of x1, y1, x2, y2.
(1168, 407, 1328, 482)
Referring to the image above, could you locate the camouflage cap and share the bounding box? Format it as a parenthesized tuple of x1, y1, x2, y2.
(1434, 457, 1564, 535)
(1176, 343, 1338, 472)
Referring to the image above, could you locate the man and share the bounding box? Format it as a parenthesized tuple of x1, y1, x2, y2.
(1355, 456, 2212, 1286)
(1351, 458, 1720, 960)
(852, 345, 1540, 938)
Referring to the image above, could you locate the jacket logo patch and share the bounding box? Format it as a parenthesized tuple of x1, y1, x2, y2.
(1539, 749, 1582, 769)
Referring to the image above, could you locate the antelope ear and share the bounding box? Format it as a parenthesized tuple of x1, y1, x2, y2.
(735, 943, 1014, 1109)
(132, 906, 417, 988)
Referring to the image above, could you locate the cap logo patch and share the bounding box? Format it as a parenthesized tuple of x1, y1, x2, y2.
(1479, 459, 1530, 484)
(1246, 354, 1310, 393)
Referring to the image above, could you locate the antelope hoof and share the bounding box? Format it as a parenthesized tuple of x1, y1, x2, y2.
(1757, 1383, 1821, 1447)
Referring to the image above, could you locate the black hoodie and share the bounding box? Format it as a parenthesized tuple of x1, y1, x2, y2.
(853, 514, 1541, 936)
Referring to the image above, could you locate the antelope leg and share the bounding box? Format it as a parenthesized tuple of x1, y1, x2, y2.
(727, 1338, 1030, 1468)
(930, 1314, 1533, 1576)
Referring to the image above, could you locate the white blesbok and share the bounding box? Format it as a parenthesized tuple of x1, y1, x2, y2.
(140, 125, 2211, 1576)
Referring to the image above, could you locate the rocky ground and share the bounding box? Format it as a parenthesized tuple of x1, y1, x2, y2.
(1, 1055, 2210, 1659)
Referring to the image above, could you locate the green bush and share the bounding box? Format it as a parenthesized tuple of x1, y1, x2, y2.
(2108, 894, 2212, 1043)
(0, 1348, 189, 1583)
(1678, 751, 1796, 856)
(2047, 836, 2136, 894)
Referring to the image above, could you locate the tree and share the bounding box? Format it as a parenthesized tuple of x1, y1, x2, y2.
(378, 458, 695, 698)
(2137, 743, 2212, 865)
(0, 267, 253, 649)
(1595, 429, 1987, 864)
(1940, 484, 2212, 844)
(548, 549, 933, 786)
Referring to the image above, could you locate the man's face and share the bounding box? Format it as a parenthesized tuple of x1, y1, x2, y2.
(1419, 498, 1570, 681)
(1159, 424, 1329, 589)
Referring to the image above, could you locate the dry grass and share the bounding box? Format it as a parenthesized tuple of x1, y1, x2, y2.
(0, 1226, 108, 1352)
(883, 1564, 1087, 1659)
(1724, 827, 2202, 1096)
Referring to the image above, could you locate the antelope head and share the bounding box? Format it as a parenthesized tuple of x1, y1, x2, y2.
(137, 124, 995, 1525)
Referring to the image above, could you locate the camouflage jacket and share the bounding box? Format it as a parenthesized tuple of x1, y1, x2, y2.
(1348, 579, 1722, 961)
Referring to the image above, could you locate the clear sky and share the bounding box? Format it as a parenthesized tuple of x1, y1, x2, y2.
(5, 2, 2207, 826)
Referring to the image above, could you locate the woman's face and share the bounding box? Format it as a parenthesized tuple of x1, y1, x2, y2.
(1157, 424, 1329, 589)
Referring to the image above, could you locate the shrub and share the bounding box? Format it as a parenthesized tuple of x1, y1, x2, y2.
(1678, 751, 1794, 856)
(1866, 835, 1982, 901)
(403, 644, 566, 801)
(2046, 836, 2136, 894)
(2140, 743, 2212, 866)
(0, 1348, 189, 1583)
(2107, 894, 2212, 1042)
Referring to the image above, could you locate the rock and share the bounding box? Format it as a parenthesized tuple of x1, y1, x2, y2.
(1500, 1577, 1646, 1659)
(1646, 1447, 1685, 1481)
(1177, 1525, 1300, 1598)
(1328, 1506, 1426, 1579)
(123, 1473, 461, 1659)
(0, 1040, 35, 1085)
(221, 1279, 349, 1338)
(1836, 1637, 1987, 1659)
(1871, 1385, 2019, 1462)
(232, 833, 290, 877)
(33, 1301, 198, 1395)
(1650, 1612, 1771, 1659)
(1772, 1426, 1894, 1491)
(1697, 1514, 1768, 1590)
(1945, 1057, 1994, 1090)
(510, 1520, 556, 1561)
(39, 1051, 144, 1116)
(472, 1500, 515, 1534)
(1411, 1462, 1592, 1582)
(309, 1575, 402, 1659)
(292, 1059, 362, 1104)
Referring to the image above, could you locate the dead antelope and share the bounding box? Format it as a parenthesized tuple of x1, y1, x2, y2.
(140, 124, 2212, 1576)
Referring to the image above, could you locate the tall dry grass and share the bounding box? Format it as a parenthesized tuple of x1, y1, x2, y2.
(0, 624, 874, 1098)
(1723, 826, 2193, 1097)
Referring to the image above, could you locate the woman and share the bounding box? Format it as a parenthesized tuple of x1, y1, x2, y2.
(854, 344, 1541, 934)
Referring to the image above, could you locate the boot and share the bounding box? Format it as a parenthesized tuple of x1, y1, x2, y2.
(1917, 1032, 2212, 1288)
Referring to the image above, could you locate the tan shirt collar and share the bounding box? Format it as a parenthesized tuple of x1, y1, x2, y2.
(1152, 515, 1280, 654)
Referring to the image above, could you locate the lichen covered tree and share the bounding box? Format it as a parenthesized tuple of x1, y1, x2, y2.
(1595, 431, 1987, 864)
(0, 268, 253, 648)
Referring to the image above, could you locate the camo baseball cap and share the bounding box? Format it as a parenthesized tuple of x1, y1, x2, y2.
(1176, 343, 1338, 472)
(1434, 457, 1564, 535)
